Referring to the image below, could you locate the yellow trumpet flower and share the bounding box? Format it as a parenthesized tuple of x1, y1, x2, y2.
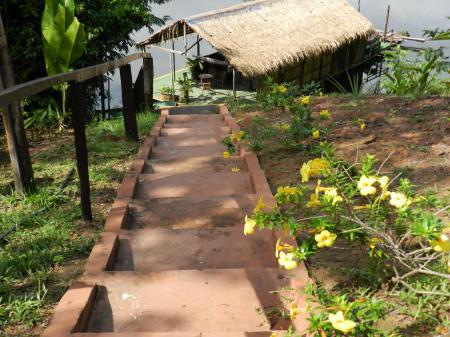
(357, 175, 377, 196)
(306, 193, 321, 208)
(299, 96, 310, 105)
(315, 230, 337, 248)
(244, 215, 256, 235)
(329, 311, 357, 334)
(289, 302, 301, 320)
(430, 234, 450, 252)
(320, 109, 331, 119)
(312, 130, 320, 139)
(223, 151, 230, 159)
(231, 166, 241, 173)
(278, 251, 298, 270)
(389, 192, 410, 209)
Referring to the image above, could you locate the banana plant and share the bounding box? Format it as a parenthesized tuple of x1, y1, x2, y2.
(41, 0, 86, 118)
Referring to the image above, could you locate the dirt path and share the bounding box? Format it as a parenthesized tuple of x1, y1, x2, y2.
(41, 105, 310, 337)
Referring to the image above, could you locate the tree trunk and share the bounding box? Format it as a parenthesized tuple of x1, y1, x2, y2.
(0, 14, 34, 194)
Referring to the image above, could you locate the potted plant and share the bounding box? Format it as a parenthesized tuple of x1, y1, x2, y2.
(177, 73, 194, 103)
(186, 57, 204, 80)
(160, 85, 176, 101)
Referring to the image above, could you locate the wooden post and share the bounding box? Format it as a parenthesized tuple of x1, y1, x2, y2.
(100, 77, 106, 120)
(197, 35, 201, 56)
(171, 40, 176, 101)
(183, 23, 188, 53)
(358, 0, 361, 12)
(383, 5, 391, 40)
(0, 14, 34, 194)
(107, 77, 111, 116)
(232, 68, 237, 101)
(119, 64, 139, 141)
(70, 82, 93, 221)
(143, 56, 154, 111)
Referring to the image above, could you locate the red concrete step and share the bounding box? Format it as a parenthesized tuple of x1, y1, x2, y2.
(136, 172, 255, 199)
(167, 114, 222, 123)
(155, 135, 222, 147)
(73, 332, 276, 337)
(129, 195, 257, 229)
(150, 144, 225, 160)
(81, 268, 293, 333)
(161, 127, 229, 137)
(113, 227, 278, 272)
(145, 156, 246, 174)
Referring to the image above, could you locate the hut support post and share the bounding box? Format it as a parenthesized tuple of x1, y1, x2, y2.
(197, 35, 201, 56)
(107, 77, 111, 116)
(184, 24, 188, 52)
(171, 40, 176, 101)
(232, 68, 237, 101)
(383, 5, 391, 40)
(143, 55, 154, 111)
(70, 82, 93, 222)
(119, 64, 139, 141)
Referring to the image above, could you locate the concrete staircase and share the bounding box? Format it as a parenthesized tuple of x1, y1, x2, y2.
(42, 105, 310, 337)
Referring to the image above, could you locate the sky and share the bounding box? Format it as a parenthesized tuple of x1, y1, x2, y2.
(106, 0, 450, 108)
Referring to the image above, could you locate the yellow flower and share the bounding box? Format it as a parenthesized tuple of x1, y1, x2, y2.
(299, 96, 310, 105)
(300, 162, 311, 183)
(244, 215, 256, 235)
(324, 188, 343, 205)
(277, 251, 298, 270)
(270, 333, 278, 337)
(309, 158, 331, 176)
(315, 230, 337, 248)
(223, 151, 230, 159)
(320, 109, 331, 119)
(430, 234, 450, 252)
(279, 122, 290, 131)
(289, 302, 301, 320)
(329, 311, 357, 334)
(275, 238, 294, 258)
(389, 192, 409, 209)
(253, 195, 265, 213)
(237, 130, 245, 140)
(231, 166, 241, 173)
(360, 123, 366, 131)
(306, 193, 321, 208)
(357, 175, 377, 196)
(279, 85, 287, 94)
(378, 176, 391, 200)
(312, 130, 320, 139)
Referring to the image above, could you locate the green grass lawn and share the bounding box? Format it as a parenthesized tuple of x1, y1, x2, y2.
(0, 112, 157, 336)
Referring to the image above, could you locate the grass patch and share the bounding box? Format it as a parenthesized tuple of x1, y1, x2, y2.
(0, 111, 157, 335)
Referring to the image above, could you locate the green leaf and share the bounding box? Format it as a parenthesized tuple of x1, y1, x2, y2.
(42, 0, 86, 76)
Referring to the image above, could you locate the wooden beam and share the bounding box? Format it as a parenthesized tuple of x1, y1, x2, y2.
(192, 55, 230, 67)
(0, 14, 34, 194)
(143, 56, 154, 111)
(182, 38, 203, 55)
(120, 64, 139, 141)
(70, 82, 92, 221)
(383, 5, 391, 40)
(0, 52, 151, 107)
(151, 44, 184, 55)
(197, 35, 201, 56)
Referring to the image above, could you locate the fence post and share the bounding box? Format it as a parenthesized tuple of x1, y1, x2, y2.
(143, 56, 154, 111)
(120, 64, 139, 141)
(70, 82, 93, 222)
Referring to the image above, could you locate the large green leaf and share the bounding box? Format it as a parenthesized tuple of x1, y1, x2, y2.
(42, 0, 85, 76)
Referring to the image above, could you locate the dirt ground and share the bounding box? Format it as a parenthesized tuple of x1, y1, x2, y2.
(235, 95, 450, 198)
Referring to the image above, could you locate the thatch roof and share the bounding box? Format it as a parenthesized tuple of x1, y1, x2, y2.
(139, 0, 375, 77)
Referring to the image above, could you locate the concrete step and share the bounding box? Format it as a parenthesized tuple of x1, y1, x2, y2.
(150, 144, 225, 160)
(164, 105, 220, 115)
(135, 172, 255, 199)
(113, 227, 277, 272)
(73, 332, 279, 337)
(155, 135, 222, 147)
(161, 127, 229, 137)
(163, 120, 225, 128)
(129, 195, 257, 229)
(145, 157, 245, 174)
(167, 114, 222, 122)
(82, 268, 292, 333)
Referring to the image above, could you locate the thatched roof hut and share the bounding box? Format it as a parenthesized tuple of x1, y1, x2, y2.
(139, 0, 375, 77)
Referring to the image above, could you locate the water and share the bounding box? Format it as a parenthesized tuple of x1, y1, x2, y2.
(106, 0, 450, 108)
